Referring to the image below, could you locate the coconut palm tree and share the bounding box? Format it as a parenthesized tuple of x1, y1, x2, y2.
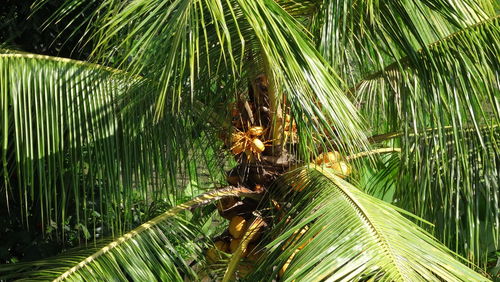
(0, 0, 499, 281)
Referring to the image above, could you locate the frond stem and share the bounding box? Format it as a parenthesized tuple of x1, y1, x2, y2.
(346, 148, 401, 161)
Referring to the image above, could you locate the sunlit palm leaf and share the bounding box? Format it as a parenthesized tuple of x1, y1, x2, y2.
(43, 0, 370, 161)
(0, 187, 257, 281)
(353, 14, 500, 266)
(252, 166, 488, 281)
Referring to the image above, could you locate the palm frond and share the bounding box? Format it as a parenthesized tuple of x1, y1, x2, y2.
(251, 166, 488, 281)
(312, 0, 491, 85)
(361, 152, 401, 201)
(42, 0, 370, 161)
(353, 14, 499, 266)
(355, 15, 499, 133)
(0, 186, 257, 281)
(0, 52, 228, 242)
(234, 0, 369, 159)
(360, 124, 499, 267)
(396, 124, 499, 267)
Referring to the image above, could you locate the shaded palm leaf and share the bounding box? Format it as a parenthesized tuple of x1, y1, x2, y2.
(396, 124, 499, 266)
(312, 0, 491, 87)
(0, 52, 227, 241)
(355, 15, 499, 133)
(353, 13, 500, 267)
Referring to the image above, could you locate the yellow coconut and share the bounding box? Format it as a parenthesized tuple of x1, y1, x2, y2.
(330, 161, 352, 178)
(248, 126, 264, 136)
(231, 132, 244, 143)
(229, 216, 247, 239)
(315, 151, 341, 166)
(251, 138, 265, 153)
(206, 240, 228, 263)
(231, 142, 245, 155)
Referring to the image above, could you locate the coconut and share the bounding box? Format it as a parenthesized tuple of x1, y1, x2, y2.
(206, 240, 228, 263)
(330, 161, 352, 178)
(251, 138, 265, 153)
(231, 142, 245, 155)
(229, 216, 247, 239)
(248, 126, 264, 136)
(315, 151, 341, 166)
(231, 132, 244, 143)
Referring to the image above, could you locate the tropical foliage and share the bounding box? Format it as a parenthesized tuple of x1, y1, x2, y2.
(0, 0, 499, 281)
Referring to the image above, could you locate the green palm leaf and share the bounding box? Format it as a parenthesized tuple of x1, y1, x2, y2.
(253, 166, 488, 281)
(41, 0, 370, 160)
(361, 124, 499, 267)
(0, 186, 258, 281)
(312, 0, 491, 86)
(355, 15, 499, 134)
(352, 14, 500, 266)
(5, 0, 498, 279)
(397, 124, 500, 266)
(333, 1, 500, 265)
(0, 52, 227, 241)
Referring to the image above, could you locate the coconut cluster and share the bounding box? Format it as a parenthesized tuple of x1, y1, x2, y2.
(291, 151, 352, 192)
(205, 214, 264, 278)
(314, 151, 352, 177)
(230, 126, 268, 159)
(207, 74, 354, 280)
